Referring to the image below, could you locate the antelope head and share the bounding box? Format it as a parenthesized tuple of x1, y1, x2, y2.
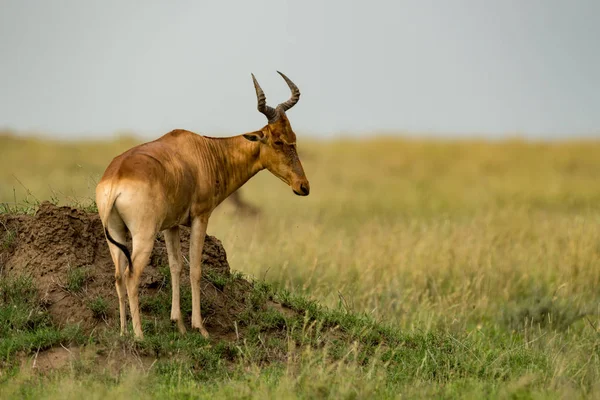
(243, 72, 310, 196)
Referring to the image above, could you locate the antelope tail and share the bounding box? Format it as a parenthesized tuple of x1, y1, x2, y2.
(102, 192, 133, 272)
(104, 227, 132, 272)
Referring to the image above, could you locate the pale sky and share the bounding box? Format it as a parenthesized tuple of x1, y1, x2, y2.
(1, 0, 599, 140)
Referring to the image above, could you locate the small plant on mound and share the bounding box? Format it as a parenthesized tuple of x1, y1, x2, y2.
(1, 228, 16, 250)
(205, 269, 229, 291)
(87, 296, 109, 320)
(65, 266, 89, 293)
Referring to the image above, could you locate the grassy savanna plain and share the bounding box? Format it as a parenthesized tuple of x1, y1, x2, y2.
(1, 132, 600, 398)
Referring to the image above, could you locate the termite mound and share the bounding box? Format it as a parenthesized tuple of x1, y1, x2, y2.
(0, 202, 252, 339)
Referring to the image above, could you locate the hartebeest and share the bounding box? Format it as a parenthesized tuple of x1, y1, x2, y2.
(96, 72, 310, 340)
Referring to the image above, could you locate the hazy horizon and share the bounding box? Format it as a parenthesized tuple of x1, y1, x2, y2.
(1, 1, 599, 140)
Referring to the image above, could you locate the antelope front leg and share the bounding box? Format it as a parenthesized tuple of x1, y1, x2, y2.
(189, 217, 209, 338)
(164, 226, 186, 334)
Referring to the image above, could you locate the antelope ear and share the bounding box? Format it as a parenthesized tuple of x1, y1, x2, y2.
(243, 130, 266, 142)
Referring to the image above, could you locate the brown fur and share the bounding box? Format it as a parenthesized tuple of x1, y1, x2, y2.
(96, 76, 309, 339)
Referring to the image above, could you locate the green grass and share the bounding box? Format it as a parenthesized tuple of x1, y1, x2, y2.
(0, 268, 580, 399)
(1, 229, 16, 250)
(2, 133, 600, 398)
(87, 296, 109, 320)
(0, 276, 85, 374)
(65, 267, 89, 294)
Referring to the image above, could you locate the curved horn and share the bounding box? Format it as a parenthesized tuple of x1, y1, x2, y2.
(251, 73, 278, 123)
(276, 71, 301, 112)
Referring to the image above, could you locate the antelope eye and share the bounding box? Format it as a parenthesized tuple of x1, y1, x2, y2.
(273, 140, 284, 146)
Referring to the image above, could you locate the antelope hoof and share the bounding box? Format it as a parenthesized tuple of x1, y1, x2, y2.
(194, 325, 210, 339)
(172, 319, 187, 334)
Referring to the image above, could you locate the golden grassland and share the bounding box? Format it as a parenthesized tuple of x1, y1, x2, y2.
(1, 132, 600, 398)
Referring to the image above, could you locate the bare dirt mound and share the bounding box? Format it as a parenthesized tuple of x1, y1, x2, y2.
(0, 202, 251, 337)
